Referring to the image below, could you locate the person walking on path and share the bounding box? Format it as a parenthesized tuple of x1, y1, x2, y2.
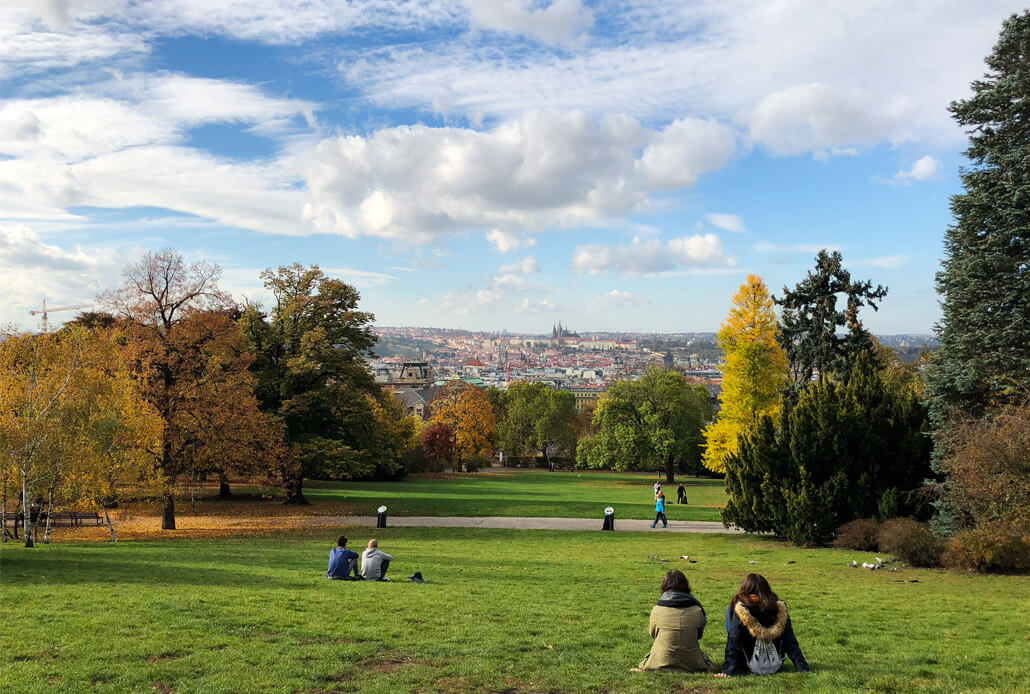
(677, 484, 688, 504)
(651, 490, 668, 528)
(633, 569, 715, 673)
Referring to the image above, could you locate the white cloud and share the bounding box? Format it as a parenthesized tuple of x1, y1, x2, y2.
(517, 298, 560, 313)
(638, 118, 736, 189)
(591, 289, 645, 310)
(0, 223, 126, 327)
(463, 0, 593, 45)
(440, 272, 532, 314)
(486, 229, 537, 252)
(879, 155, 942, 184)
(749, 83, 894, 156)
(851, 255, 909, 269)
(499, 256, 540, 275)
(344, 1, 1011, 152)
(705, 213, 747, 234)
(299, 110, 731, 243)
(573, 233, 734, 276)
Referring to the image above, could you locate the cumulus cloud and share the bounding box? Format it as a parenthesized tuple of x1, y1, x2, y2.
(705, 213, 747, 234)
(463, 0, 593, 45)
(0, 223, 127, 327)
(878, 155, 942, 184)
(486, 229, 537, 252)
(499, 256, 540, 275)
(299, 110, 733, 243)
(573, 233, 733, 276)
(517, 298, 560, 313)
(591, 289, 645, 310)
(440, 272, 533, 315)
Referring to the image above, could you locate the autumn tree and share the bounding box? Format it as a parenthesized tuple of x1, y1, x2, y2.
(702, 275, 789, 473)
(499, 382, 578, 469)
(428, 382, 497, 471)
(240, 264, 386, 503)
(102, 249, 284, 528)
(421, 421, 456, 472)
(577, 367, 713, 482)
(777, 250, 887, 385)
(0, 328, 162, 546)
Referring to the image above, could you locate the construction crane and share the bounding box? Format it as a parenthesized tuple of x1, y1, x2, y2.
(29, 299, 92, 333)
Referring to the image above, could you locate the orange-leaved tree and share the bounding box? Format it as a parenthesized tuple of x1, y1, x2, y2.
(429, 382, 497, 471)
(702, 274, 789, 473)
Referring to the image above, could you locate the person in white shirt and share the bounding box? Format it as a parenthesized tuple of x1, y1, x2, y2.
(360, 539, 393, 581)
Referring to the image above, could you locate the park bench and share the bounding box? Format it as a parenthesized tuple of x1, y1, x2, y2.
(2, 511, 103, 527)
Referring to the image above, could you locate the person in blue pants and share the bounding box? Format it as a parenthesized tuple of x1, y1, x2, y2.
(651, 490, 668, 528)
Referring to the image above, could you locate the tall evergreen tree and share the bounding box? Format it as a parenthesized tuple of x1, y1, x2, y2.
(777, 250, 887, 385)
(927, 11, 1030, 422)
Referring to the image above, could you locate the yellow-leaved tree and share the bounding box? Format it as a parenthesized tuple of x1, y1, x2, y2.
(702, 275, 789, 473)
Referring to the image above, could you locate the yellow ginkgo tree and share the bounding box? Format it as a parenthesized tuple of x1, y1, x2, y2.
(702, 275, 789, 474)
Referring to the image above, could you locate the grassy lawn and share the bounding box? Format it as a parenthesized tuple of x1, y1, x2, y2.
(2, 527, 1025, 693)
(305, 469, 727, 522)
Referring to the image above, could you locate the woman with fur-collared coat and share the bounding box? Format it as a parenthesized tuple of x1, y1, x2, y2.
(717, 573, 809, 677)
(634, 570, 716, 672)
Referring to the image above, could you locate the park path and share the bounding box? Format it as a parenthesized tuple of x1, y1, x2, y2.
(307, 515, 743, 534)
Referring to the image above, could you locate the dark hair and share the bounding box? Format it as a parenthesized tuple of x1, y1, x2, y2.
(336, 536, 348, 547)
(731, 573, 779, 615)
(660, 569, 690, 594)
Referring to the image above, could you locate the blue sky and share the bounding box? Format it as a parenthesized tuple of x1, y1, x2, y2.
(0, 1, 1021, 334)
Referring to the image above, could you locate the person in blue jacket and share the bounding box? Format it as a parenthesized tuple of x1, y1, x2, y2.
(326, 535, 360, 580)
(651, 490, 668, 528)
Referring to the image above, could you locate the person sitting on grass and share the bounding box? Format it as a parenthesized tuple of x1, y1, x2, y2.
(633, 569, 715, 673)
(716, 573, 809, 677)
(360, 539, 393, 582)
(326, 535, 360, 580)
(651, 490, 667, 528)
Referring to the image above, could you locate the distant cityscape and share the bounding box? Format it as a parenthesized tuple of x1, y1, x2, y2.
(370, 324, 938, 418)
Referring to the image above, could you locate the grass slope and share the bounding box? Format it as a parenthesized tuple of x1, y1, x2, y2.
(306, 470, 726, 522)
(2, 528, 1025, 693)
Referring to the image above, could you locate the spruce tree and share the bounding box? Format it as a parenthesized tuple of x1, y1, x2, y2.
(777, 250, 887, 386)
(927, 11, 1030, 421)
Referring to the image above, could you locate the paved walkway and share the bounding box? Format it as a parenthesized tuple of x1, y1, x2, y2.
(308, 515, 743, 534)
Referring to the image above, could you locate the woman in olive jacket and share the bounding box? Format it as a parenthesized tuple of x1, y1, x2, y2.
(634, 570, 716, 672)
(716, 573, 809, 677)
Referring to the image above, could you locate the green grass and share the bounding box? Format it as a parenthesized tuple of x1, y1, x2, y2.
(2, 528, 1026, 693)
(305, 469, 727, 522)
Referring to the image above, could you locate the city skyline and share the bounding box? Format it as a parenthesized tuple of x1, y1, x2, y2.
(2, 1, 1024, 334)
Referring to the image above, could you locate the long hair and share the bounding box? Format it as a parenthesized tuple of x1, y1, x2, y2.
(731, 573, 778, 615)
(660, 569, 691, 594)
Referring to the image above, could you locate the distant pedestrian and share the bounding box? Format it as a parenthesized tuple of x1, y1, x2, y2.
(677, 484, 688, 504)
(651, 491, 668, 528)
(654, 481, 662, 495)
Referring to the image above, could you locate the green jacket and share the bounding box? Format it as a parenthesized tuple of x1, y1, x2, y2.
(637, 592, 715, 672)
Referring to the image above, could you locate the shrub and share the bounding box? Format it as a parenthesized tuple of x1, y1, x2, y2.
(878, 518, 943, 567)
(944, 524, 1030, 573)
(833, 518, 881, 551)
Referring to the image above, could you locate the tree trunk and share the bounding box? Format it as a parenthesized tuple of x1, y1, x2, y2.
(664, 454, 676, 484)
(161, 492, 176, 530)
(103, 506, 117, 542)
(218, 478, 232, 498)
(43, 483, 55, 544)
(283, 473, 309, 505)
(22, 473, 34, 548)
(1, 473, 8, 543)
